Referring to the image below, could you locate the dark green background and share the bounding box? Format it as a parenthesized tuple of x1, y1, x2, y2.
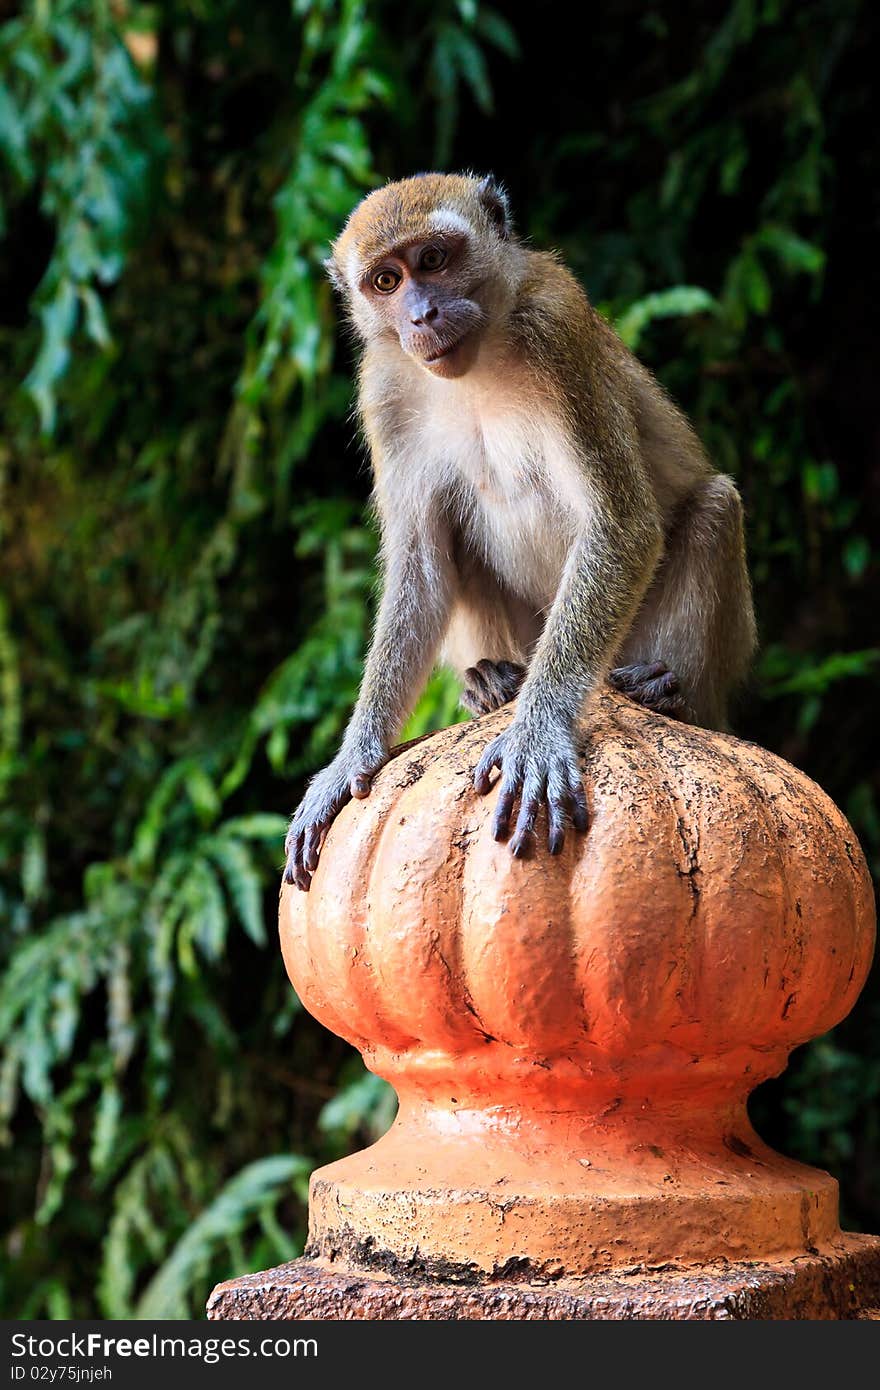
(1, 0, 878, 1317)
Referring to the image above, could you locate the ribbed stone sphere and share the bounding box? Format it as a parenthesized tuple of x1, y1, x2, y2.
(280, 689, 874, 1100)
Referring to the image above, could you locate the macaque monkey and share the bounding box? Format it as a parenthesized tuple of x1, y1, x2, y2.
(284, 173, 756, 889)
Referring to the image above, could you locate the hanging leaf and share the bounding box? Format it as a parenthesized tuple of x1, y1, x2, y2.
(616, 286, 718, 350)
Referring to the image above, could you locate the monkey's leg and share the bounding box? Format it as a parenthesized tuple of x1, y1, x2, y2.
(613, 475, 756, 730)
(461, 659, 526, 716)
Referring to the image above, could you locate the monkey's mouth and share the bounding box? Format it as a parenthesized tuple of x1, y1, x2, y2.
(423, 334, 468, 364)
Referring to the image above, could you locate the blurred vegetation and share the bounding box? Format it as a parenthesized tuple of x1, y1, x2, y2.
(1, 0, 878, 1317)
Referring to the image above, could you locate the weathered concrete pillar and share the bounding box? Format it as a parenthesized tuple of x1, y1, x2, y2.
(209, 690, 880, 1319)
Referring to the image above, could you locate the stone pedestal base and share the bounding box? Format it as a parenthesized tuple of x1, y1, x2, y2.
(208, 1237, 880, 1321)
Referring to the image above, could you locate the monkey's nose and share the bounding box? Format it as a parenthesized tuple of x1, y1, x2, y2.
(411, 305, 439, 326)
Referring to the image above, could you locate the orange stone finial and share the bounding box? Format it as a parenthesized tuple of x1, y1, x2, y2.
(210, 690, 880, 1318)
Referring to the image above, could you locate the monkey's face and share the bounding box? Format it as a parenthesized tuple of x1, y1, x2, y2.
(357, 233, 490, 379)
(327, 174, 517, 380)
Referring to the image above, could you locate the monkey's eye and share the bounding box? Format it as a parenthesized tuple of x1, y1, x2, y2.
(419, 246, 447, 273)
(372, 268, 401, 294)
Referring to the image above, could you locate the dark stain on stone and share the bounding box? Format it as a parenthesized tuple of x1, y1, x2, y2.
(724, 1134, 754, 1159)
(399, 760, 426, 787)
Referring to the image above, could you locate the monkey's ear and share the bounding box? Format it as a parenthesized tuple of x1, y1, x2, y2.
(477, 175, 511, 239)
(324, 255, 344, 291)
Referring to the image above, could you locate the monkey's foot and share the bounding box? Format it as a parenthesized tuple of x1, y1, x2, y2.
(461, 660, 526, 717)
(609, 661, 694, 722)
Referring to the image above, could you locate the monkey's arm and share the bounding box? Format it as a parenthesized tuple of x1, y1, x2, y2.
(475, 479, 663, 856)
(285, 506, 455, 890)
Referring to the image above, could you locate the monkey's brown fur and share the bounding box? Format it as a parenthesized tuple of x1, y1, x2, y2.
(285, 173, 756, 889)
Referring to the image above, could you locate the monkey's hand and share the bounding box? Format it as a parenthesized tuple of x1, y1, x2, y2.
(474, 719, 588, 858)
(284, 747, 387, 891)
